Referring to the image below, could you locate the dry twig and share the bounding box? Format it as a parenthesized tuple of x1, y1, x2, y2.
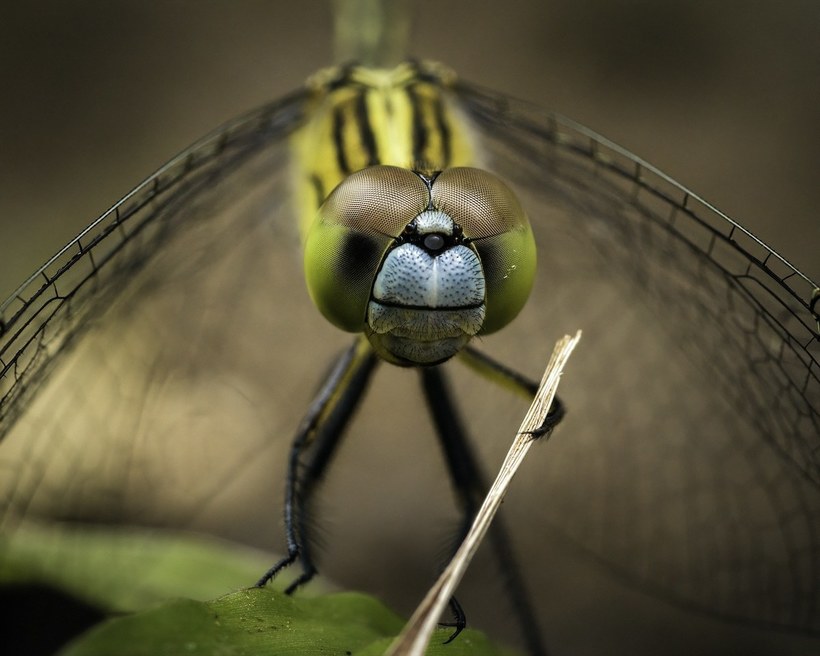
(386, 330, 582, 656)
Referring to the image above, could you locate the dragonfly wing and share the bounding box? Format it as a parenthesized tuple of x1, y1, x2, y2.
(0, 88, 359, 549)
(449, 79, 820, 636)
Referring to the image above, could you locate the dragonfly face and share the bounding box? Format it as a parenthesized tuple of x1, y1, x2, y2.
(304, 165, 536, 365)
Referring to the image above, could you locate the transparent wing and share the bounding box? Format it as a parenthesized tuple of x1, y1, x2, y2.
(448, 80, 820, 640)
(1, 77, 818, 656)
(0, 88, 322, 546)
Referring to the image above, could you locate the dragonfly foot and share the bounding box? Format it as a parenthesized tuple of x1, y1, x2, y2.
(255, 551, 299, 588)
(439, 596, 466, 643)
(526, 396, 565, 439)
(284, 567, 318, 595)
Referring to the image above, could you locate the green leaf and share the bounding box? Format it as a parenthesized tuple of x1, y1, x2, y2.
(61, 588, 511, 656)
(2, 524, 516, 655)
(0, 522, 313, 612)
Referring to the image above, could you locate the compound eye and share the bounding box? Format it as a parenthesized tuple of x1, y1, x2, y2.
(431, 168, 536, 334)
(319, 166, 430, 238)
(431, 167, 529, 238)
(303, 166, 430, 332)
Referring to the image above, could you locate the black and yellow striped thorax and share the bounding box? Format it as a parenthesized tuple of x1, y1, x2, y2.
(294, 61, 477, 237)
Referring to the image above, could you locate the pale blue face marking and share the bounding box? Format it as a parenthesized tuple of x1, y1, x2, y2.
(372, 244, 484, 309)
(365, 207, 487, 364)
(413, 209, 454, 235)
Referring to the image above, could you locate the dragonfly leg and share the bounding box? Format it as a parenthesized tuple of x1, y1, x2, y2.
(439, 596, 467, 644)
(256, 336, 379, 591)
(419, 366, 551, 656)
(529, 394, 564, 438)
(459, 345, 565, 438)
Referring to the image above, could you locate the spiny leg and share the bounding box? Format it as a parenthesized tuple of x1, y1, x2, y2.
(459, 345, 565, 437)
(256, 336, 379, 591)
(419, 363, 554, 656)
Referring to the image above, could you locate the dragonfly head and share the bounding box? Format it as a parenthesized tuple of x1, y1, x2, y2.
(303, 165, 536, 366)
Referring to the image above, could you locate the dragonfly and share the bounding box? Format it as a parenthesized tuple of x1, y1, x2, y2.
(1, 3, 819, 654)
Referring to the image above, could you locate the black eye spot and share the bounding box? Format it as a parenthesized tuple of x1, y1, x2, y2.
(475, 243, 497, 280)
(424, 234, 445, 251)
(340, 232, 381, 284)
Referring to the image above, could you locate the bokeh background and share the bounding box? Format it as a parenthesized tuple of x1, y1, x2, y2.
(1, 3, 819, 655)
(0, 0, 817, 303)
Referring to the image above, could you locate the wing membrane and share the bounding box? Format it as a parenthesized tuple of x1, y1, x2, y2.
(452, 79, 819, 635)
(0, 89, 325, 545)
(0, 72, 818, 654)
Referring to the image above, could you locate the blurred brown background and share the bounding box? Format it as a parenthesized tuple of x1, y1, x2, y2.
(0, 0, 818, 302)
(1, 4, 818, 654)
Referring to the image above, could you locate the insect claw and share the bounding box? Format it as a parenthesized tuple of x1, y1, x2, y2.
(441, 622, 465, 644)
(255, 551, 299, 588)
(439, 596, 467, 643)
(284, 567, 317, 595)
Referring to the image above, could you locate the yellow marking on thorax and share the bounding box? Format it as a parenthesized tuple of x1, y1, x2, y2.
(293, 63, 477, 240)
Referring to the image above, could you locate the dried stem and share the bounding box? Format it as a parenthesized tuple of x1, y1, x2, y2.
(386, 330, 582, 656)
